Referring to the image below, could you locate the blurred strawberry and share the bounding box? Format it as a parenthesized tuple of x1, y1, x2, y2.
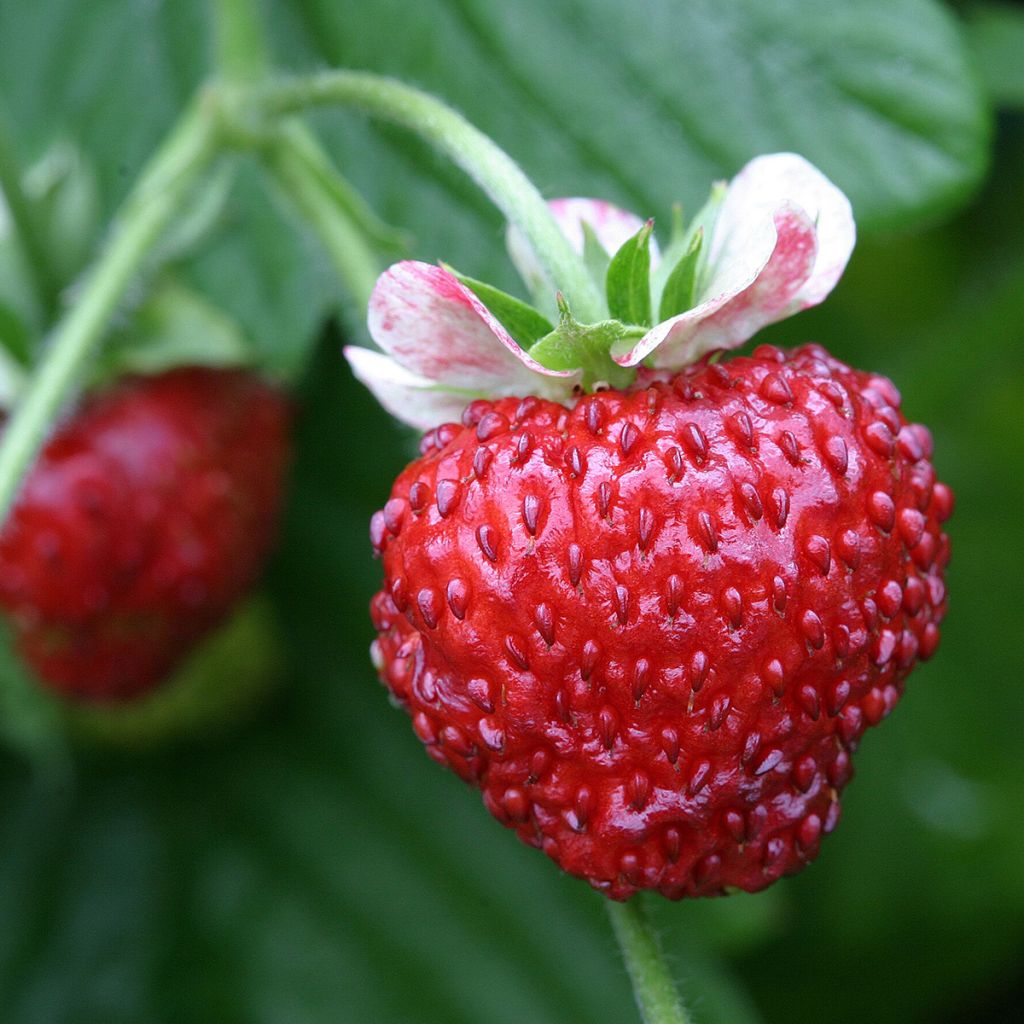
(0, 367, 291, 702)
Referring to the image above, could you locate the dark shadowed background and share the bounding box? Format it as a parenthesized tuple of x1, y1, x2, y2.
(0, 1, 1021, 1021)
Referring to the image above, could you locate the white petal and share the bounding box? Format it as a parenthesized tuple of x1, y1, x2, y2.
(507, 198, 658, 300)
(344, 346, 478, 430)
(616, 152, 853, 368)
(710, 152, 854, 310)
(367, 261, 572, 393)
(616, 203, 817, 367)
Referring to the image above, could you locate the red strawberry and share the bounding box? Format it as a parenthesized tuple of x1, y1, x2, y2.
(0, 367, 291, 702)
(368, 344, 951, 899)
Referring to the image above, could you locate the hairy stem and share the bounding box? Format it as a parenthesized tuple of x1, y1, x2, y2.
(0, 100, 219, 523)
(0, 106, 61, 324)
(248, 71, 604, 321)
(607, 897, 691, 1024)
(213, 0, 271, 84)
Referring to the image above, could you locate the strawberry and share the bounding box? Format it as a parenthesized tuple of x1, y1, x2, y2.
(349, 154, 951, 897)
(0, 367, 291, 702)
(368, 345, 951, 898)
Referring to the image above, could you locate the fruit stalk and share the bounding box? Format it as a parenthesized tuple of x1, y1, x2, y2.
(213, 0, 271, 85)
(248, 71, 605, 321)
(0, 98, 218, 523)
(213, 0, 384, 316)
(608, 897, 690, 1024)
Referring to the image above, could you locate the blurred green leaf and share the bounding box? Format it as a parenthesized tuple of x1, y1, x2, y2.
(967, 3, 1024, 108)
(0, 302, 31, 370)
(94, 278, 255, 383)
(0, 2, 1017, 1024)
(0, 623, 66, 770)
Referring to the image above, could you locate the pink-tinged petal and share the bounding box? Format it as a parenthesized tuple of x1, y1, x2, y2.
(507, 198, 658, 298)
(711, 152, 854, 310)
(616, 153, 853, 368)
(547, 198, 658, 261)
(344, 346, 479, 430)
(368, 261, 573, 392)
(615, 203, 817, 367)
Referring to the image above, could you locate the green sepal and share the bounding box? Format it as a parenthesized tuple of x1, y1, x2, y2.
(657, 227, 703, 321)
(581, 222, 611, 304)
(445, 264, 554, 349)
(528, 295, 638, 390)
(652, 181, 725, 312)
(90, 278, 256, 387)
(605, 219, 654, 326)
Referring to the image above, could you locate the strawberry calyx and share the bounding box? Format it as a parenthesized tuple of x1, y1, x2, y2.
(527, 295, 638, 391)
(345, 153, 857, 430)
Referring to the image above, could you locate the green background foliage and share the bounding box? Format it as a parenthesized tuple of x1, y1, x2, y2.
(0, 0, 1021, 1020)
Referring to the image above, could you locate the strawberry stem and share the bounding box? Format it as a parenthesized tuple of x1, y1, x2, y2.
(213, 0, 386, 323)
(213, 0, 272, 85)
(0, 98, 219, 524)
(607, 896, 691, 1024)
(247, 71, 606, 322)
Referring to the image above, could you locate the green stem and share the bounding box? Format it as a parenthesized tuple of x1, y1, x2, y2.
(213, 0, 271, 84)
(0, 106, 61, 323)
(607, 897, 691, 1024)
(0, 100, 219, 524)
(262, 125, 382, 311)
(248, 71, 604, 322)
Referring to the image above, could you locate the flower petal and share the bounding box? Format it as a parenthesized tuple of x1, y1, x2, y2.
(711, 152, 854, 310)
(507, 198, 657, 300)
(368, 261, 573, 392)
(344, 346, 479, 430)
(615, 152, 853, 368)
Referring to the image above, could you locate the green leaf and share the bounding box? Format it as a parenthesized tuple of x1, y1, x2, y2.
(605, 220, 654, 326)
(93, 278, 255, 383)
(0, 334, 26, 408)
(967, 4, 1024, 109)
(445, 264, 553, 348)
(657, 227, 703, 321)
(0, 4, 1012, 1024)
(0, 622, 67, 769)
(62, 596, 283, 749)
(0, 0, 990, 388)
(0, 301, 31, 368)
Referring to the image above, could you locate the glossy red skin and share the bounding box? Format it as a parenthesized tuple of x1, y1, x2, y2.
(369, 344, 952, 900)
(0, 368, 291, 702)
